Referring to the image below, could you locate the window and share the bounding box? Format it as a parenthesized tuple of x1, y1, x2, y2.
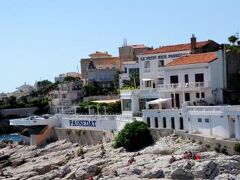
(154, 117, 159, 128)
(195, 73, 204, 82)
(163, 117, 167, 128)
(144, 61, 150, 68)
(195, 73, 204, 87)
(184, 74, 189, 83)
(201, 92, 205, 98)
(196, 93, 200, 98)
(158, 78, 164, 84)
(158, 60, 164, 67)
(145, 81, 152, 88)
(147, 117, 151, 127)
(185, 93, 190, 101)
(170, 75, 179, 84)
(122, 99, 132, 111)
(198, 118, 202, 123)
(205, 118, 209, 123)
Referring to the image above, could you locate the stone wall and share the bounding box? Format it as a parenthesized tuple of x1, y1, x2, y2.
(176, 131, 239, 155)
(149, 128, 174, 142)
(54, 128, 116, 145)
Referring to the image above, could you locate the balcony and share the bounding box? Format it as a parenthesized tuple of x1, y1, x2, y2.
(158, 82, 210, 92)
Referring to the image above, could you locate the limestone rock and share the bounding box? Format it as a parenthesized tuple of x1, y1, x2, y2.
(75, 169, 87, 180)
(142, 168, 164, 178)
(170, 168, 194, 179)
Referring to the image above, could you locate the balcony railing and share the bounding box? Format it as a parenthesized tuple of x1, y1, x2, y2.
(158, 82, 209, 91)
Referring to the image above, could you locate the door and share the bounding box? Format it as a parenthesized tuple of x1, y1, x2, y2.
(175, 93, 180, 108)
(229, 117, 236, 138)
(171, 117, 175, 129)
(147, 117, 151, 128)
(171, 94, 174, 107)
(179, 117, 184, 130)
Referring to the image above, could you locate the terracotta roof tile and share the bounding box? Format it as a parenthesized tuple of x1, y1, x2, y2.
(89, 51, 112, 57)
(144, 41, 209, 54)
(166, 52, 217, 67)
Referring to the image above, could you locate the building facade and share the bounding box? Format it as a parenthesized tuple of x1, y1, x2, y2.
(80, 51, 120, 85)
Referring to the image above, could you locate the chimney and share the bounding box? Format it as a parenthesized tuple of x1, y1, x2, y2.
(191, 34, 196, 54)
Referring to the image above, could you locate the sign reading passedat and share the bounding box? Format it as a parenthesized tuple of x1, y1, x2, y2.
(69, 120, 97, 127)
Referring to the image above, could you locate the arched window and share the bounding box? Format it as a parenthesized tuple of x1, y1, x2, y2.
(179, 117, 184, 130)
(147, 117, 151, 128)
(171, 117, 175, 129)
(163, 117, 166, 128)
(154, 117, 158, 128)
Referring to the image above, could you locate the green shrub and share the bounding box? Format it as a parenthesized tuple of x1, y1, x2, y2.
(235, 143, 240, 153)
(113, 121, 153, 151)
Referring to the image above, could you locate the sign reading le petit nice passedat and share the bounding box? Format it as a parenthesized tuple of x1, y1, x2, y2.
(140, 52, 188, 61)
(69, 120, 97, 127)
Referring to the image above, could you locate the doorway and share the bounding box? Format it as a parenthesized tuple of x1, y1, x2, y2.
(175, 94, 180, 108)
(179, 117, 184, 130)
(229, 117, 236, 138)
(171, 117, 175, 129)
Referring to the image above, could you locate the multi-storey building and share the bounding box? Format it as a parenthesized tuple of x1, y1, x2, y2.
(80, 51, 120, 85)
(118, 44, 151, 88)
(54, 72, 81, 83)
(48, 80, 84, 113)
(120, 36, 240, 140)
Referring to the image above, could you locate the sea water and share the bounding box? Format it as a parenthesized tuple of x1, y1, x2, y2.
(0, 134, 22, 142)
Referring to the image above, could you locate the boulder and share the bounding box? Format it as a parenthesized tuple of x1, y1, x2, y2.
(0, 154, 10, 161)
(142, 168, 164, 178)
(75, 169, 87, 180)
(131, 168, 143, 175)
(193, 160, 219, 179)
(170, 168, 194, 180)
(0, 142, 6, 149)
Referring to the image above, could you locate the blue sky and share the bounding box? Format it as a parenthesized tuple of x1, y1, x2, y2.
(0, 0, 239, 92)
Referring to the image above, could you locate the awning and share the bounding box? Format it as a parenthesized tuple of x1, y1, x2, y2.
(91, 99, 120, 104)
(142, 78, 153, 81)
(146, 98, 171, 105)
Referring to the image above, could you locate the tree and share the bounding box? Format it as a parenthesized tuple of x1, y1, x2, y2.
(237, 40, 240, 46)
(64, 76, 80, 82)
(113, 71, 120, 89)
(113, 121, 153, 151)
(228, 35, 238, 45)
(122, 73, 140, 88)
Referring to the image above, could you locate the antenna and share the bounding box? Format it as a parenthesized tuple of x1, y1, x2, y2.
(123, 38, 128, 47)
(236, 31, 239, 39)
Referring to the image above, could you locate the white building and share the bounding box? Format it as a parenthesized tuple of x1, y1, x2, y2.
(119, 61, 139, 88)
(120, 36, 240, 140)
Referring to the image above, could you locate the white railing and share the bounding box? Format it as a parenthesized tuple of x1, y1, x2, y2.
(158, 82, 209, 91)
(10, 117, 57, 126)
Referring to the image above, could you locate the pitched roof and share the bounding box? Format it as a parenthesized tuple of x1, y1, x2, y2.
(166, 52, 217, 67)
(89, 51, 112, 58)
(144, 41, 210, 54)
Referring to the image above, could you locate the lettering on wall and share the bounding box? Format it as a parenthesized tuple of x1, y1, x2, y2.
(140, 52, 189, 61)
(69, 120, 97, 127)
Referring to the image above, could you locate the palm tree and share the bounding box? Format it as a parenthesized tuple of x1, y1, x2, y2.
(237, 40, 240, 46)
(228, 35, 238, 45)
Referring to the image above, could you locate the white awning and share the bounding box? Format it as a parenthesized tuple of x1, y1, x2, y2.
(91, 99, 120, 104)
(142, 78, 153, 81)
(146, 98, 171, 105)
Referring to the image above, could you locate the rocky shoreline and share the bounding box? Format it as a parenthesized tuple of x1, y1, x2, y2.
(1, 135, 240, 179)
